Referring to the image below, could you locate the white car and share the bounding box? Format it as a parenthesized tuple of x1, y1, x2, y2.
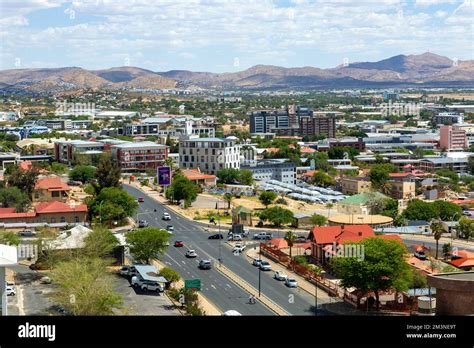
(285, 278, 298, 288)
(259, 261, 271, 271)
(6, 285, 16, 296)
(252, 258, 262, 267)
(131, 276, 164, 292)
(274, 270, 287, 281)
(233, 244, 246, 253)
(222, 310, 242, 316)
(185, 249, 198, 258)
(162, 212, 171, 221)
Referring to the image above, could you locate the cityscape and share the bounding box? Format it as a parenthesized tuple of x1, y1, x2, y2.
(0, 0, 473, 346)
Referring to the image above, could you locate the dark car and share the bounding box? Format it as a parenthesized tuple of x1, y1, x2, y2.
(198, 260, 212, 270)
(138, 197, 145, 203)
(208, 233, 223, 240)
(18, 230, 36, 237)
(295, 236, 307, 243)
(138, 220, 148, 228)
(174, 241, 184, 247)
(67, 180, 82, 186)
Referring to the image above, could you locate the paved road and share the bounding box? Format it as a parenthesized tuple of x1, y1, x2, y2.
(400, 236, 474, 253)
(124, 184, 329, 316)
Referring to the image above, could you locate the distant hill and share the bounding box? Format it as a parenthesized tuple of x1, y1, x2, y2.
(0, 52, 472, 94)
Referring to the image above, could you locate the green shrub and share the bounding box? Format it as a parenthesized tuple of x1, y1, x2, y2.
(293, 255, 308, 265)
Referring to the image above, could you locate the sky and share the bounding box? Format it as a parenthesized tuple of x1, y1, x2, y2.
(0, 0, 472, 72)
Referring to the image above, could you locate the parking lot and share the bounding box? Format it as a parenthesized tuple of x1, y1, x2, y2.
(113, 274, 181, 316)
(6, 265, 180, 316)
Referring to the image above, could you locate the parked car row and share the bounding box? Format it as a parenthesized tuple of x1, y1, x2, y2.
(251, 259, 298, 287)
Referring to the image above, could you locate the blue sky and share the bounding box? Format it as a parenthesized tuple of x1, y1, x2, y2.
(0, 0, 472, 72)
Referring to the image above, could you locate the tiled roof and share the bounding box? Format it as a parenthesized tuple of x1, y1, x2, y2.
(181, 168, 216, 181)
(35, 177, 70, 191)
(35, 201, 87, 214)
(310, 225, 374, 245)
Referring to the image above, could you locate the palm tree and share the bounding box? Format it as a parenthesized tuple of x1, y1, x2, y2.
(223, 193, 233, 210)
(284, 231, 297, 261)
(430, 220, 444, 259)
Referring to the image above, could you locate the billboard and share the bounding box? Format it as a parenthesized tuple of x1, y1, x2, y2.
(157, 166, 171, 186)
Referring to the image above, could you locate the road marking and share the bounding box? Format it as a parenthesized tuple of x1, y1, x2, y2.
(165, 261, 171, 265)
(226, 283, 231, 288)
(181, 260, 186, 265)
(211, 284, 216, 290)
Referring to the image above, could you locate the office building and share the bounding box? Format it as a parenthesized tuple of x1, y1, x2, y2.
(110, 141, 168, 172)
(240, 159, 296, 185)
(439, 125, 467, 151)
(432, 112, 464, 126)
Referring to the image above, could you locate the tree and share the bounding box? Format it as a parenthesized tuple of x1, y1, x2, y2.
(259, 206, 294, 227)
(369, 164, 397, 190)
(430, 220, 444, 259)
(165, 175, 199, 208)
(402, 200, 439, 221)
(456, 217, 474, 239)
(442, 243, 453, 259)
(158, 267, 181, 285)
(0, 231, 20, 246)
(432, 200, 462, 221)
(223, 193, 233, 210)
(411, 269, 427, 288)
(89, 187, 139, 224)
(95, 153, 121, 192)
(258, 191, 277, 208)
(238, 169, 254, 186)
(217, 168, 240, 184)
(69, 165, 96, 184)
(284, 231, 297, 260)
(6, 166, 39, 198)
(125, 227, 170, 264)
(330, 238, 412, 311)
(82, 227, 119, 258)
(310, 214, 327, 227)
(0, 187, 30, 212)
(312, 171, 335, 187)
(51, 257, 123, 315)
(328, 146, 359, 160)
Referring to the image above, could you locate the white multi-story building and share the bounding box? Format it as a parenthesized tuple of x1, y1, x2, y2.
(179, 136, 240, 175)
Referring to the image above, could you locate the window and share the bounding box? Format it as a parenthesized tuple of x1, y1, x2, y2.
(75, 216, 79, 223)
(51, 218, 56, 223)
(52, 191, 60, 198)
(60, 216, 66, 223)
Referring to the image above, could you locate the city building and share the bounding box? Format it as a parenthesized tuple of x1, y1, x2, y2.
(432, 112, 464, 126)
(110, 141, 168, 172)
(419, 153, 472, 174)
(250, 109, 290, 134)
(439, 125, 467, 151)
(36, 119, 72, 130)
(94, 111, 139, 120)
(299, 113, 336, 138)
(179, 136, 240, 175)
(240, 159, 297, 185)
(54, 140, 104, 164)
(337, 192, 390, 215)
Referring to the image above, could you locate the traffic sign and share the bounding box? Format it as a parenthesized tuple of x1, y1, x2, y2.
(185, 279, 201, 290)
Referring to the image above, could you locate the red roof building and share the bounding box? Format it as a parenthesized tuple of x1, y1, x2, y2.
(0, 201, 87, 226)
(181, 168, 217, 186)
(33, 177, 71, 202)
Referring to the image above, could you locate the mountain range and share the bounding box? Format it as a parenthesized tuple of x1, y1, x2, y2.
(1, 52, 473, 95)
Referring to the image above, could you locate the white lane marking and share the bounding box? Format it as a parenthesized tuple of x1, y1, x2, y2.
(165, 261, 171, 265)
(226, 283, 231, 288)
(211, 284, 217, 290)
(181, 260, 186, 265)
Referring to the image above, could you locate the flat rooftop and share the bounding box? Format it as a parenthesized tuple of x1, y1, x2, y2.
(431, 271, 474, 281)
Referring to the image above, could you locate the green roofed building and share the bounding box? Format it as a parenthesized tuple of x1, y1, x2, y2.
(337, 192, 390, 215)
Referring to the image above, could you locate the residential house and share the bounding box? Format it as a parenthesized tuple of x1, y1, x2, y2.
(33, 177, 70, 202)
(337, 192, 390, 215)
(181, 168, 217, 186)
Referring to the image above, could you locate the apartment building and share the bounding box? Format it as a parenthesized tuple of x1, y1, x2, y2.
(179, 137, 240, 175)
(340, 177, 372, 195)
(110, 141, 168, 172)
(250, 110, 289, 134)
(240, 159, 296, 185)
(419, 155, 470, 174)
(299, 113, 336, 138)
(439, 125, 467, 151)
(54, 140, 105, 163)
(122, 123, 214, 138)
(432, 112, 464, 126)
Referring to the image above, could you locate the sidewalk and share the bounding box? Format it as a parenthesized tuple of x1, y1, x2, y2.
(401, 233, 474, 248)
